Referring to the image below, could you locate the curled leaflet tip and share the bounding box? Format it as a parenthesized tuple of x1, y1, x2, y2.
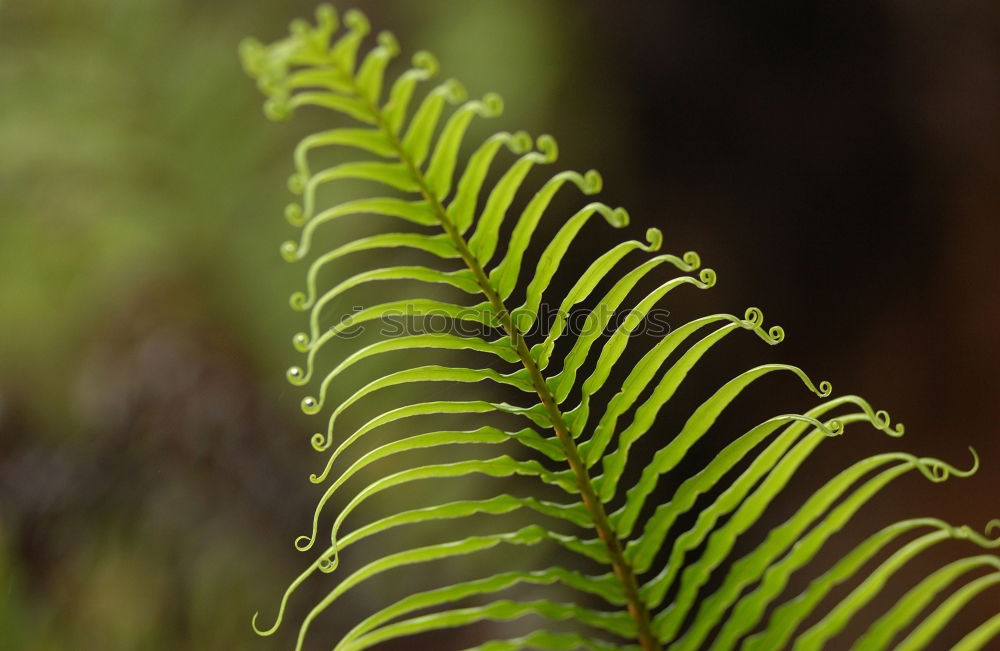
(744, 307, 764, 326)
(953, 520, 1000, 547)
(251, 609, 280, 637)
(238, 38, 265, 75)
(443, 79, 467, 103)
(284, 203, 305, 226)
(251, 552, 323, 636)
(309, 451, 337, 483)
(481, 93, 503, 117)
(343, 9, 370, 35)
(536, 135, 558, 162)
(876, 409, 905, 436)
(318, 549, 339, 574)
(509, 131, 533, 153)
(286, 366, 306, 385)
(264, 97, 292, 121)
(919, 448, 979, 482)
(644, 228, 663, 251)
(582, 169, 602, 194)
(301, 396, 320, 415)
(963, 446, 981, 476)
(376, 31, 399, 56)
(292, 332, 311, 351)
(315, 4, 337, 29)
(311, 432, 331, 452)
(280, 241, 300, 262)
(604, 206, 629, 228)
(411, 50, 438, 75)
(289, 18, 310, 38)
(287, 173, 306, 195)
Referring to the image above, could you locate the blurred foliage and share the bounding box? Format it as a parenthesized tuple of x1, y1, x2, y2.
(0, 1, 571, 648)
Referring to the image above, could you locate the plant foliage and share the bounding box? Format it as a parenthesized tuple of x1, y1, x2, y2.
(240, 6, 1000, 650)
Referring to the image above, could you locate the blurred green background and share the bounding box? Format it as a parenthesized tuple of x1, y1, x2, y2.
(1, 1, 998, 649)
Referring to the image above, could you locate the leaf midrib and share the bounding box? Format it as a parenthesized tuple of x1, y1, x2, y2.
(330, 63, 660, 650)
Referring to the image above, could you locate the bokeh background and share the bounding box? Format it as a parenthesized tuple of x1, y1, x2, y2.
(1, 1, 998, 649)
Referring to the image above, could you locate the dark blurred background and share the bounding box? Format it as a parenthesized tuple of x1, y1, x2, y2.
(1, 1, 997, 649)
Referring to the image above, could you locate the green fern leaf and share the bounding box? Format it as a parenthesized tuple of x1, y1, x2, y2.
(240, 6, 1000, 650)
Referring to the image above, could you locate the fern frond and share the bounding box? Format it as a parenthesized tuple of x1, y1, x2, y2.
(241, 6, 999, 650)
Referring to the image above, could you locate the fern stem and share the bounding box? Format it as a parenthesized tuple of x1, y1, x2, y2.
(340, 76, 660, 650)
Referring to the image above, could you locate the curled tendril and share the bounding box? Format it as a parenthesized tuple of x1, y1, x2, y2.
(781, 414, 842, 438)
(698, 268, 717, 287)
(250, 555, 324, 636)
(680, 251, 701, 270)
(287, 4, 338, 55)
(410, 50, 438, 76)
(816, 380, 833, 397)
(535, 134, 558, 162)
(872, 408, 905, 436)
(290, 314, 366, 381)
(949, 521, 1000, 548)
(376, 30, 399, 56)
(301, 396, 320, 415)
(289, 18, 310, 39)
(442, 78, 466, 104)
(480, 92, 504, 117)
(238, 39, 266, 76)
(287, 366, 306, 385)
(581, 169, 602, 194)
(735, 307, 787, 345)
(309, 460, 330, 483)
(609, 207, 630, 228)
(641, 228, 663, 251)
(251, 610, 277, 637)
(743, 307, 764, 327)
(343, 8, 370, 35)
(279, 240, 306, 262)
(317, 546, 339, 573)
(315, 4, 337, 32)
(256, 75, 281, 97)
(280, 240, 300, 262)
(287, 173, 306, 195)
(961, 446, 980, 476)
(581, 203, 629, 229)
(824, 418, 845, 436)
(289, 291, 309, 311)
(914, 447, 979, 483)
(264, 96, 292, 121)
(859, 405, 903, 437)
(509, 130, 533, 154)
(549, 170, 597, 200)
(285, 203, 305, 227)
(299, 486, 339, 551)
(292, 332, 311, 352)
(310, 432, 329, 452)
